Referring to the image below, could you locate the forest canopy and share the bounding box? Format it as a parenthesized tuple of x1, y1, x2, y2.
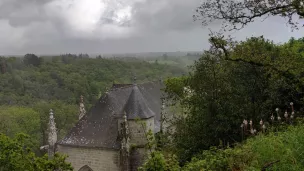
(0, 55, 186, 157)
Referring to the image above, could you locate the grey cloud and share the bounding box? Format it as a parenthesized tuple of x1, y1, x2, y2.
(0, 0, 303, 55)
(131, 0, 202, 33)
(0, 0, 52, 27)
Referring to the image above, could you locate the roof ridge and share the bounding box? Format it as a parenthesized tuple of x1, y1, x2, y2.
(110, 80, 162, 91)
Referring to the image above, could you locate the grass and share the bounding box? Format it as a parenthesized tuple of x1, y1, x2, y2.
(183, 123, 304, 171)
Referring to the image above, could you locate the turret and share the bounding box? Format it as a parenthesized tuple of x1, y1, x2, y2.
(123, 76, 155, 146)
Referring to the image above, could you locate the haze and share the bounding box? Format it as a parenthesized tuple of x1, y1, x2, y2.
(0, 0, 303, 55)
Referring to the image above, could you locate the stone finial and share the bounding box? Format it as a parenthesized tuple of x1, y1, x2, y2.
(161, 97, 165, 110)
(121, 112, 130, 151)
(133, 75, 137, 85)
(48, 109, 57, 145)
(120, 112, 130, 171)
(79, 95, 86, 120)
(159, 76, 163, 83)
(80, 95, 84, 103)
(160, 97, 165, 134)
(48, 109, 57, 159)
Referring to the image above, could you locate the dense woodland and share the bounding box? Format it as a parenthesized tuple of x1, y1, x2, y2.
(1, 0, 304, 170)
(0, 54, 186, 106)
(0, 55, 186, 168)
(153, 36, 304, 170)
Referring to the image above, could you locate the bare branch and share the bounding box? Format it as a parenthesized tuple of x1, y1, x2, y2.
(261, 160, 280, 171)
(194, 0, 304, 31)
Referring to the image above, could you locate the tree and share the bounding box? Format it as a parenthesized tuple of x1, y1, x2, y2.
(193, 0, 304, 80)
(194, 0, 304, 31)
(165, 36, 304, 163)
(0, 57, 7, 74)
(0, 133, 73, 171)
(33, 101, 78, 146)
(163, 53, 168, 60)
(167, 52, 247, 163)
(23, 54, 41, 67)
(0, 54, 186, 106)
(0, 106, 41, 152)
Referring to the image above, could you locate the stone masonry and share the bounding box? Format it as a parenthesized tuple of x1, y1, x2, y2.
(57, 145, 120, 171)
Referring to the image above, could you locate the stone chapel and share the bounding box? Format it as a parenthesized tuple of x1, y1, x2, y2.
(44, 79, 167, 171)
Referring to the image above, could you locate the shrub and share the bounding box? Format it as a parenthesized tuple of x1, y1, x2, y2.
(182, 124, 304, 171)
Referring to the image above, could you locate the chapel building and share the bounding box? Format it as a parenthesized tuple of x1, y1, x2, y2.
(53, 80, 166, 171)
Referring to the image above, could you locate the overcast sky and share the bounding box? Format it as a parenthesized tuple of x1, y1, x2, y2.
(0, 0, 303, 55)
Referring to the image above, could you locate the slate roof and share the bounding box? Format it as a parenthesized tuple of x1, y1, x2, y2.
(57, 81, 164, 149)
(123, 85, 155, 119)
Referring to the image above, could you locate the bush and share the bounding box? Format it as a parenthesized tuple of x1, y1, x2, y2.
(0, 133, 73, 171)
(139, 151, 181, 171)
(182, 124, 304, 171)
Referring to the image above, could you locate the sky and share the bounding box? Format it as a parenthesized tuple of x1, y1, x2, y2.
(0, 0, 303, 55)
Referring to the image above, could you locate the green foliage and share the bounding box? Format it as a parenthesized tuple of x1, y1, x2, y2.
(139, 151, 181, 171)
(165, 37, 304, 163)
(182, 124, 304, 171)
(136, 118, 180, 171)
(146, 55, 200, 69)
(139, 151, 167, 171)
(0, 133, 72, 171)
(0, 103, 77, 154)
(0, 55, 185, 153)
(23, 54, 41, 67)
(242, 125, 304, 170)
(183, 149, 228, 171)
(0, 56, 185, 106)
(164, 77, 188, 101)
(0, 106, 41, 152)
(33, 101, 78, 146)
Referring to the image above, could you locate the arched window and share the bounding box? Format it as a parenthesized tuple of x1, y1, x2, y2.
(78, 165, 93, 171)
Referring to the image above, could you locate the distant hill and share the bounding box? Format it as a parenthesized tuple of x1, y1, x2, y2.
(0, 55, 186, 106)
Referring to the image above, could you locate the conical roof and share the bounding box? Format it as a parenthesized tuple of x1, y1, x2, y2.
(123, 85, 155, 119)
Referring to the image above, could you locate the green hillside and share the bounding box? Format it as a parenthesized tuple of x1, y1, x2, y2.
(0, 55, 186, 106)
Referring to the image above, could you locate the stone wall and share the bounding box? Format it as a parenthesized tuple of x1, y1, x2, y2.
(128, 117, 154, 146)
(129, 148, 149, 171)
(57, 145, 120, 171)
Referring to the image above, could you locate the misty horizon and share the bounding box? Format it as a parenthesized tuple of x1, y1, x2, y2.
(0, 0, 303, 55)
